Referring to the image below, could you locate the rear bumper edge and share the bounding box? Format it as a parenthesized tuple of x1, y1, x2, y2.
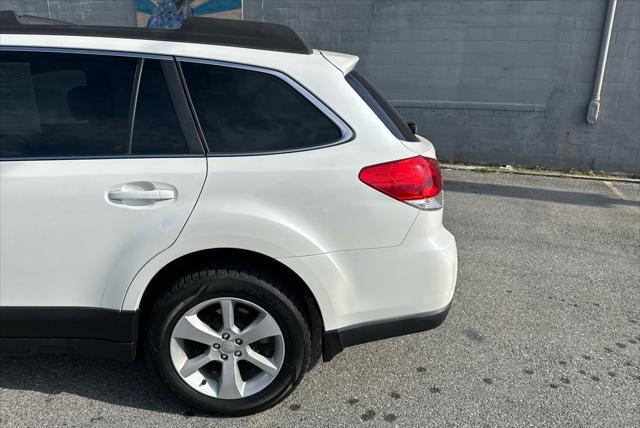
(322, 302, 451, 361)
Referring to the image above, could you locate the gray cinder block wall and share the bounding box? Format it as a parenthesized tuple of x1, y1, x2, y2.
(245, 0, 640, 174)
(1, 0, 638, 173)
(0, 0, 136, 26)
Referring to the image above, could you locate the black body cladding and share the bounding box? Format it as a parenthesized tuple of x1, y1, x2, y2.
(0, 307, 139, 361)
(0, 11, 311, 55)
(322, 304, 451, 361)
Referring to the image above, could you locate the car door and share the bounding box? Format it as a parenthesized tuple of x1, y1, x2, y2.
(0, 49, 206, 310)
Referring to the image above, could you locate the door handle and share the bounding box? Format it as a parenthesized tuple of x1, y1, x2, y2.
(107, 189, 176, 202)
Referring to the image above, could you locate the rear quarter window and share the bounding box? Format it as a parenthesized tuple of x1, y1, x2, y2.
(180, 61, 346, 154)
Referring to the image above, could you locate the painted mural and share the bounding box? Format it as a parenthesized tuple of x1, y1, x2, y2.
(136, 0, 242, 28)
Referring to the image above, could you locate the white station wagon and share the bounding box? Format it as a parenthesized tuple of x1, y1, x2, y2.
(0, 11, 457, 415)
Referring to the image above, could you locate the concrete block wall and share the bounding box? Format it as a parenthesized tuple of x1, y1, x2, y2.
(0, 0, 136, 26)
(245, 0, 640, 174)
(2, 0, 638, 173)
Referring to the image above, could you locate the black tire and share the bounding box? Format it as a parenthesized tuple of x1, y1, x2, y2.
(145, 267, 311, 416)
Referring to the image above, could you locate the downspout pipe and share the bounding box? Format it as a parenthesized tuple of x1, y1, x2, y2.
(587, 0, 618, 124)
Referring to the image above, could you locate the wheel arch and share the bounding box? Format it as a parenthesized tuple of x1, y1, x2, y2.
(135, 248, 325, 365)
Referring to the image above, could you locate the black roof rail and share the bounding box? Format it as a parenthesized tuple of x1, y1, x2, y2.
(0, 10, 311, 55)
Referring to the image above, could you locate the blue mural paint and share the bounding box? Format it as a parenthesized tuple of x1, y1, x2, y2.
(137, 1, 242, 29)
(136, 0, 156, 15)
(147, 0, 187, 29)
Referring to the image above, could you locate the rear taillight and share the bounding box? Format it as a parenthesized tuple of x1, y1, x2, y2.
(359, 156, 443, 210)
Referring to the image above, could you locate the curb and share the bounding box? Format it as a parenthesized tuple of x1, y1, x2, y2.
(440, 164, 640, 184)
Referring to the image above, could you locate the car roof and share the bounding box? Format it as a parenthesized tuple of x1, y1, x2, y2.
(0, 11, 311, 55)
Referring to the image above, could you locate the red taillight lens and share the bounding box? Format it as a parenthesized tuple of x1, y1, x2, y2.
(359, 156, 442, 201)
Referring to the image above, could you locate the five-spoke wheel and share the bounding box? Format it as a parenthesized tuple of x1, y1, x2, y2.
(169, 297, 285, 399)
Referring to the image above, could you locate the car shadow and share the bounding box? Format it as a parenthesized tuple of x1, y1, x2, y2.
(444, 179, 640, 208)
(0, 354, 192, 415)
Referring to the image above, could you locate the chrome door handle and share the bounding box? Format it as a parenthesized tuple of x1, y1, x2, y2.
(107, 189, 176, 202)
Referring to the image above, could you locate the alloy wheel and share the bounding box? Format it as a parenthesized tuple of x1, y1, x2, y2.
(169, 297, 285, 399)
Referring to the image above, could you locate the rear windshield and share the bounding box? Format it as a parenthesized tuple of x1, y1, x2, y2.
(346, 70, 419, 142)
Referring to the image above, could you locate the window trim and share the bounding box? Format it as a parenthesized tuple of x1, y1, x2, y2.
(176, 56, 355, 157)
(346, 70, 420, 143)
(126, 58, 145, 154)
(0, 45, 172, 61)
(0, 46, 205, 161)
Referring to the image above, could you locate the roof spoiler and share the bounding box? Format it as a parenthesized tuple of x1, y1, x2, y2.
(320, 51, 360, 75)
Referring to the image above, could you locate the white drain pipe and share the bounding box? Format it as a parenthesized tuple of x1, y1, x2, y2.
(587, 0, 618, 124)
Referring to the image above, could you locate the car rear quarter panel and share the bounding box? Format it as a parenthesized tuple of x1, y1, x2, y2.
(119, 137, 422, 312)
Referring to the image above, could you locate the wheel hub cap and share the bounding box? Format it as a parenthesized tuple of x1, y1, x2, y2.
(220, 340, 236, 354)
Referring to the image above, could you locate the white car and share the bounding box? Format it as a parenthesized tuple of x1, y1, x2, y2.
(0, 11, 457, 415)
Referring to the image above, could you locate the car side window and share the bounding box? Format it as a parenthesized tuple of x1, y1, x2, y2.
(180, 61, 343, 154)
(0, 51, 200, 159)
(0, 51, 136, 158)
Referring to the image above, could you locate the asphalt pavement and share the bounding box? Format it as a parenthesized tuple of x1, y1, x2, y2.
(1, 169, 639, 427)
